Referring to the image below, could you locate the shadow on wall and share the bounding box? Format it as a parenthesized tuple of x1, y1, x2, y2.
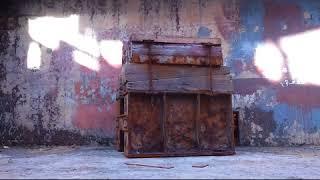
(255, 28, 320, 86)
(252, 1, 320, 110)
(27, 15, 123, 137)
(28, 15, 123, 70)
(252, 1, 320, 88)
(250, 32, 320, 145)
(215, 0, 320, 146)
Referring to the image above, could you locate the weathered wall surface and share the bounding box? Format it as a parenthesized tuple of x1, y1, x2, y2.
(0, 0, 320, 146)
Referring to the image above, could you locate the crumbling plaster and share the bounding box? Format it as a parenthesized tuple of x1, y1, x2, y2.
(0, 0, 320, 146)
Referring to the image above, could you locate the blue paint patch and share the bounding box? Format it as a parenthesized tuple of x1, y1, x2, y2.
(80, 73, 90, 89)
(279, 21, 288, 31)
(197, 26, 212, 38)
(273, 104, 290, 125)
(273, 103, 320, 134)
(99, 79, 112, 99)
(254, 89, 277, 112)
(111, 93, 117, 103)
(224, 0, 320, 145)
(226, 0, 264, 71)
(296, 0, 320, 27)
(311, 108, 320, 129)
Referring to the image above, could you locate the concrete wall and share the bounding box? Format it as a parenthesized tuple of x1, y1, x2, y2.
(1, 0, 320, 146)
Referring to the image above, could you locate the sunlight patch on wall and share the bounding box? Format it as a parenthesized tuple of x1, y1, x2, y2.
(28, 15, 79, 50)
(73, 51, 100, 71)
(254, 42, 284, 81)
(27, 42, 41, 70)
(254, 29, 320, 86)
(28, 15, 123, 71)
(100, 40, 123, 68)
(65, 27, 101, 58)
(280, 29, 320, 85)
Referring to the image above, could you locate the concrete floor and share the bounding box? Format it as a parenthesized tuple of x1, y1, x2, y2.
(0, 146, 319, 179)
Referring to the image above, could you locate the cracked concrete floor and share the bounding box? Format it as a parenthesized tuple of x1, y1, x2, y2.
(0, 146, 320, 179)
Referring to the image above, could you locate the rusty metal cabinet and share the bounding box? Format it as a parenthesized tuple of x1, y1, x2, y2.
(116, 36, 235, 157)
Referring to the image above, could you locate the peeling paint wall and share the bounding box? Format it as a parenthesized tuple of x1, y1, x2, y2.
(231, 0, 320, 146)
(0, 0, 320, 146)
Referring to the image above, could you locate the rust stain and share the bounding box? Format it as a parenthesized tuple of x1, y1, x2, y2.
(213, 0, 240, 40)
(233, 78, 272, 95)
(73, 59, 121, 136)
(263, 0, 304, 40)
(73, 104, 116, 133)
(131, 41, 223, 66)
(276, 85, 320, 108)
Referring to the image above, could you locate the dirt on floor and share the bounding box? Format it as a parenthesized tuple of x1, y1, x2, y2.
(0, 145, 319, 179)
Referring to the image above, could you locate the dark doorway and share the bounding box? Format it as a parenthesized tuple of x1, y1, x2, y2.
(119, 130, 124, 152)
(233, 111, 240, 146)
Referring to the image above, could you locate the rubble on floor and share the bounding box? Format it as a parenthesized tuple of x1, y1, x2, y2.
(0, 146, 320, 179)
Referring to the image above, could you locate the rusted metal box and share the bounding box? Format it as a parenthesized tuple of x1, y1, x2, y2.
(116, 37, 234, 157)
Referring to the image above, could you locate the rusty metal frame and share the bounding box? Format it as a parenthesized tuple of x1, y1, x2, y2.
(116, 37, 234, 158)
(116, 91, 235, 158)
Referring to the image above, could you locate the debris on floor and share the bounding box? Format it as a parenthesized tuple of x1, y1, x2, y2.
(0, 146, 320, 179)
(192, 163, 209, 168)
(125, 162, 174, 169)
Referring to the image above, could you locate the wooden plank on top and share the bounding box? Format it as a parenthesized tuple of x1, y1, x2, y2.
(130, 55, 223, 66)
(121, 63, 230, 83)
(125, 76, 233, 93)
(131, 34, 221, 45)
(131, 43, 222, 57)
